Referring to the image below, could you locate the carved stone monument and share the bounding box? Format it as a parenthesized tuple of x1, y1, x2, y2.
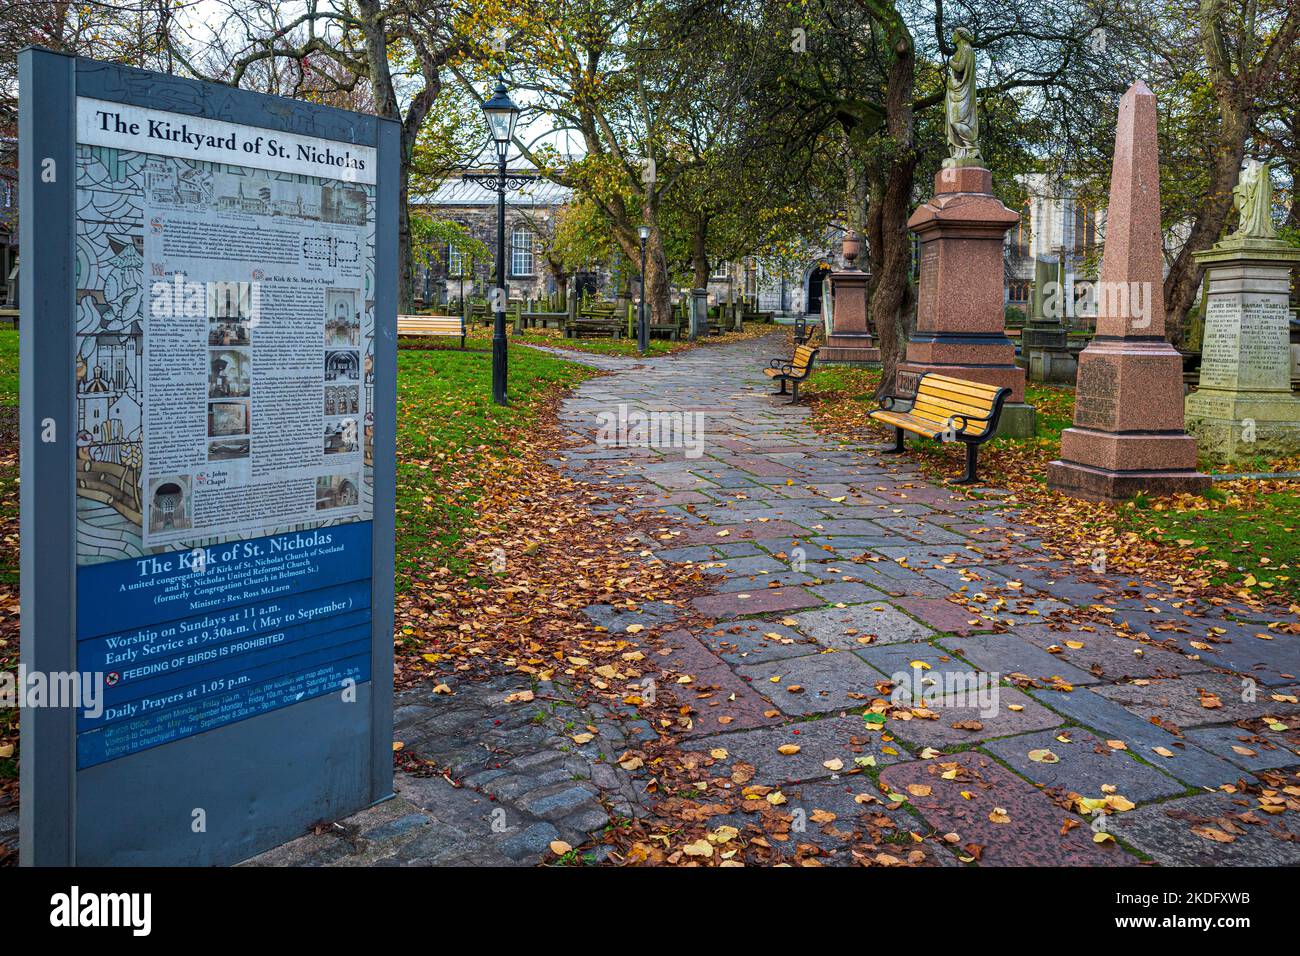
(897, 31, 1035, 436)
(822, 231, 880, 364)
(1047, 81, 1209, 501)
(1024, 255, 1077, 383)
(1184, 160, 1300, 465)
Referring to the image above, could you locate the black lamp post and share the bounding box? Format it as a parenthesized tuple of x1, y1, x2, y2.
(637, 225, 649, 355)
(462, 77, 535, 406)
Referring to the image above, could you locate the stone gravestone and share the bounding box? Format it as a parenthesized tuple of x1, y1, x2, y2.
(689, 288, 709, 341)
(896, 31, 1035, 437)
(1185, 161, 1300, 465)
(1024, 255, 1077, 383)
(19, 49, 398, 865)
(1048, 81, 1209, 501)
(821, 232, 879, 365)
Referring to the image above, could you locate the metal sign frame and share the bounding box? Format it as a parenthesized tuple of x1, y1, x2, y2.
(18, 47, 398, 866)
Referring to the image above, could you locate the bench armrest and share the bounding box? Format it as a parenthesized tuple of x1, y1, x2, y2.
(878, 394, 915, 413)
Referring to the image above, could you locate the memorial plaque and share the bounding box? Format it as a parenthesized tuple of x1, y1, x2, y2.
(1198, 294, 1290, 393)
(19, 50, 398, 865)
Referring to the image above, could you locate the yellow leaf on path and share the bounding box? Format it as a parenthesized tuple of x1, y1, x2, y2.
(823, 758, 844, 771)
(907, 784, 932, 797)
(549, 840, 573, 855)
(625, 624, 644, 634)
(989, 808, 1011, 824)
(1106, 740, 1127, 751)
(777, 744, 801, 755)
(1094, 832, 1114, 844)
(1152, 746, 1174, 758)
(432, 684, 453, 695)
(392, 741, 404, 752)
(1192, 826, 1236, 844)
(503, 690, 535, 704)
(709, 825, 740, 844)
(1028, 749, 1060, 764)
(710, 748, 729, 759)
(683, 839, 715, 857)
(571, 733, 594, 744)
(767, 791, 787, 805)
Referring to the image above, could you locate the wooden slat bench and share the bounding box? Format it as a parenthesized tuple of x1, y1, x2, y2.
(397, 313, 466, 348)
(763, 344, 819, 404)
(566, 308, 624, 338)
(869, 373, 1010, 484)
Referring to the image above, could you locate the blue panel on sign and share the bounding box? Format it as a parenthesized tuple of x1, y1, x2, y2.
(76, 523, 374, 641)
(77, 578, 373, 672)
(85, 620, 372, 726)
(75, 523, 375, 765)
(77, 657, 372, 769)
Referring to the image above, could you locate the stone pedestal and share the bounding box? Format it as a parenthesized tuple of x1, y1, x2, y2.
(688, 288, 709, 341)
(1184, 238, 1300, 465)
(1024, 257, 1077, 383)
(822, 267, 880, 364)
(1048, 81, 1209, 502)
(899, 166, 1035, 437)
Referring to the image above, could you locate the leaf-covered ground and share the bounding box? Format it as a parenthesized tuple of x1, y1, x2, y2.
(401, 318, 780, 359)
(804, 366, 1300, 606)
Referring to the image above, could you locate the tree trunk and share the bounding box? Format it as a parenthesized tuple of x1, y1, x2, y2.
(1162, 110, 1247, 346)
(691, 217, 710, 289)
(864, 28, 919, 399)
(396, 172, 415, 313)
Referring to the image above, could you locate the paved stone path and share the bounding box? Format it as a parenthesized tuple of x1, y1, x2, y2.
(257, 334, 1300, 866)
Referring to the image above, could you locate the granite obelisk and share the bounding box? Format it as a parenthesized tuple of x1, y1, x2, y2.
(1047, 81, 1209, 501)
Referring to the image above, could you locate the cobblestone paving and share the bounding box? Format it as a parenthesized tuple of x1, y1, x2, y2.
(259, 334, 1300, 866)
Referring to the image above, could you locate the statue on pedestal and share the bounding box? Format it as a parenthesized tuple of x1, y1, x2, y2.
(943, 28, 983, 168)
(1232, 159, 1277, 240)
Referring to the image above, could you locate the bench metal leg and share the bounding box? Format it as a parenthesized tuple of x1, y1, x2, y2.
(773, 377, 788, 395)
(789, 379, 801, 404)
(951, 442, 979, 484)
(881, 426, 906, 454)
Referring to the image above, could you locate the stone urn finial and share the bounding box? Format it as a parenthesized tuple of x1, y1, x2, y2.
(843, 231, 861, 267)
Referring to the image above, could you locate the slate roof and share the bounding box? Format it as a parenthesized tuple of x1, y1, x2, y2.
(411, 175, 572, 208)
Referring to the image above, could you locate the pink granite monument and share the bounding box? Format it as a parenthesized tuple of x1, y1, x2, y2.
(822, 232, 880, 364)
(894, 30, 1034, 436)
(1047, 81, 1210, 501)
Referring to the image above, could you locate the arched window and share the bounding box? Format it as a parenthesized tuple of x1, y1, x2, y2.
(1013, 200, 1032, 258)
(1074, 202, 1097, 254)
(447, 243, 466, 277)
(511, 226, 534, 276)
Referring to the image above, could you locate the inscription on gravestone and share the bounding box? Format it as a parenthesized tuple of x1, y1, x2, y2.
(1073, 356, 1119, 430)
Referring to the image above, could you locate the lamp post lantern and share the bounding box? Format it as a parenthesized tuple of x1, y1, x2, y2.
(462, 77, 536, 405)
(637, 225, 650, 355)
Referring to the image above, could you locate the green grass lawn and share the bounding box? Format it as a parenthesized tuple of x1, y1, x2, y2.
(394, 343, 597, 587)
(1116, 487, 1300, 599)
(0, 329, 17, 403)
